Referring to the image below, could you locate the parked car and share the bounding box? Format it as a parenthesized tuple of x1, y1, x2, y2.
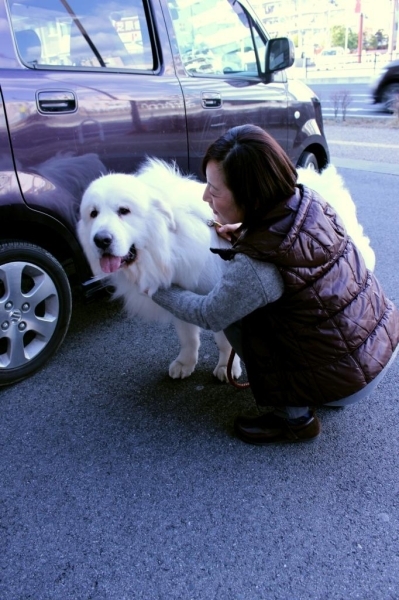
(370, 59, 399, 113)
(315, 47, 345, 70)
(0, 0, 330, 387)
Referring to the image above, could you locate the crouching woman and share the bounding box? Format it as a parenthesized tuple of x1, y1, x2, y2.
(150, 124, 399, 445)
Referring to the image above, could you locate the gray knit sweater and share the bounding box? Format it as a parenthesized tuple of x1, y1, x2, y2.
(151, 253, 284, 332)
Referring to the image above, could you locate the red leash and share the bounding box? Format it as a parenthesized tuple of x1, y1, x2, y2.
(227, 349, 250, 389)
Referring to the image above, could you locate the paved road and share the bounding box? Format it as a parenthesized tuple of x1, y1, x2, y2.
(1, 131, 399, 600)
(289, 74, 395, 120)
(325, 122, 399, 173)
(310, 82, 385, 120)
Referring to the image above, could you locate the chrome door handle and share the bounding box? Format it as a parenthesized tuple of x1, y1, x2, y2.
(201, 92, 222, 108)
(37, 91, 77, 113)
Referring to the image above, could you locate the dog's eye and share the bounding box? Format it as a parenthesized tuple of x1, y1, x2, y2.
(118, 207, 131, 216)
(90, 209, 98, 219)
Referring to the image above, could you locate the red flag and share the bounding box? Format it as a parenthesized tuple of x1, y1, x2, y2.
(355, 0, 361, 12)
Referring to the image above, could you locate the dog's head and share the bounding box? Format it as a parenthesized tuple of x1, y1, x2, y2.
(77, 173, 177, 287)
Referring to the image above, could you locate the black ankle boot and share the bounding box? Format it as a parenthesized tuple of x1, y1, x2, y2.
(234, 411, 321, 445)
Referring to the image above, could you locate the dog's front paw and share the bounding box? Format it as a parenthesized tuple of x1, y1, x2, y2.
(169, 359, 196, 379)
(213, 365, 229, 382)
(213, 355, 242, 383)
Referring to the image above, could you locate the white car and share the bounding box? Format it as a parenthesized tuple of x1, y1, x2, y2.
(316, 47, 345, 70)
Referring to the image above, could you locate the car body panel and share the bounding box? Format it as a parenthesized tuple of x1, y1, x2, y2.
(1, 0, 330, 291)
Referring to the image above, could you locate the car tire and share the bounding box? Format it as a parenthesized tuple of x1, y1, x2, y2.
(381, 83, 399, 113)
(297, 151, 319, 170)
(0, 241, 72, 386)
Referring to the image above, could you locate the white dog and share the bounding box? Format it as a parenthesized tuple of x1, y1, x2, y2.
(78, 159, 242, 382)
(297, 165, 375, 271)
(78, 159, 374, 382)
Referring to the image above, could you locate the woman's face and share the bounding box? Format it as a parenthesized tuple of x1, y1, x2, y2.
(203, 160, 244, 225)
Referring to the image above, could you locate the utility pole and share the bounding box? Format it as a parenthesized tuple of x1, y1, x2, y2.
(355, 0, 363, 62)
(388, 0, 399, 58)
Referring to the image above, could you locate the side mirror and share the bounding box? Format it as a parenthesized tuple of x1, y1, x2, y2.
(264, 37, 295, 80)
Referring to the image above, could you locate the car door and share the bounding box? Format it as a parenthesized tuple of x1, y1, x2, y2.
(3, 0, 187, 228)
(165, 0, 289, 175)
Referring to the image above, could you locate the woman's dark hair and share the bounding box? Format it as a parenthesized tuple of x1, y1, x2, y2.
(202, 124, 297, 227)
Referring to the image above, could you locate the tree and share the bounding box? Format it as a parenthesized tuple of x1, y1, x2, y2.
(363, 30, 388, 51)
(364, 32, 378, 50)
(330, 25, 345, 47)
(330, 25, 358, 50)
(375, 29, 388, 49)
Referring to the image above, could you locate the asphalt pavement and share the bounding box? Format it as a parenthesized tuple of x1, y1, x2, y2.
(1, 124, 399, 600)
(324, 121, 399, 173)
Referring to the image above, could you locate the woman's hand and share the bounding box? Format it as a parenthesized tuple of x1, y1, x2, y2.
(215, 222, 242, 242)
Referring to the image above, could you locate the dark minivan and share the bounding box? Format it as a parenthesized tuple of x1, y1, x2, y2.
(0, 0, 330, 386)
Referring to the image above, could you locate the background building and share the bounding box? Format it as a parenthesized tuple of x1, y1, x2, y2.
(251, 0, 398, 60)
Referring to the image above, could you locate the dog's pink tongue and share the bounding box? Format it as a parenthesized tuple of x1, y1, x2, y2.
(100, 255, 122, 273)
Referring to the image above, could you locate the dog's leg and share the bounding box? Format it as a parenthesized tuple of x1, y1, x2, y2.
(168, 319, 201, 379)
(213, 331, 242, 382)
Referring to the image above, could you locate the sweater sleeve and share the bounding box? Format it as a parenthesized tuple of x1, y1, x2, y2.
(151, 253, 283, 332)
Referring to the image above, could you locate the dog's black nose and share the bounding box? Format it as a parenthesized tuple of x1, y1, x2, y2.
(94, 231, 113, 250)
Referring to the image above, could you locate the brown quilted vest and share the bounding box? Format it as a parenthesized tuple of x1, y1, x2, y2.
(224, 185, 399, 408)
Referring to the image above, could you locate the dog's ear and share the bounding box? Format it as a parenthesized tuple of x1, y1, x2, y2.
(151, 197, 177, 231)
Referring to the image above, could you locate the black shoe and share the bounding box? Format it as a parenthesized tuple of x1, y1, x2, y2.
(234, 410, 321, 445)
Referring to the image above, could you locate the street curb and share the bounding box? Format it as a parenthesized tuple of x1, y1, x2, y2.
(331, 157, 399, 175)
(305, 77, 372, 85)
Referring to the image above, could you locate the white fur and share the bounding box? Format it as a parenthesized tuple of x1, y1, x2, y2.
(78, 159, 374, 382)
(297, 165, 375, 271)
(78, 159, 242, 381)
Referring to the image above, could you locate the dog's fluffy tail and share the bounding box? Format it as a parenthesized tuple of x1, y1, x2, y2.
(297, 165, 375, 271)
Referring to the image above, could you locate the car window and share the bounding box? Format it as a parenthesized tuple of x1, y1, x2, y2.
(8, 0, 154, 71)
(169, 0, 266, 76)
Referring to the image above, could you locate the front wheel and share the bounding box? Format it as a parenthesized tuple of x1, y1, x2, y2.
(381, 83, 399, 113)
(0, 241, 72, 386)
(297, 151, 319, 171)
